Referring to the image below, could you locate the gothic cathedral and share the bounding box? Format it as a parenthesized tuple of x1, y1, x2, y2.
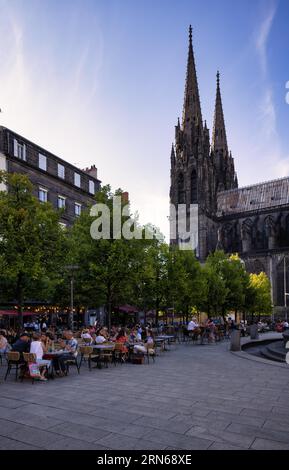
(170, 26, 289, 317)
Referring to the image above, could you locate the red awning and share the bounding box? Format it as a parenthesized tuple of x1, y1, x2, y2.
(0, 310, 38, 317)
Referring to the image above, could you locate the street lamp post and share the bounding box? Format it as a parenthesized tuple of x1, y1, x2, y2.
(284, 257, 288, 322)
(65, 265, 79, 330)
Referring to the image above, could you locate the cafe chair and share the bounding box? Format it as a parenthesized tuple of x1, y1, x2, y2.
(64, 354, 81, 375)
(79, 346, 99, 371)
(4, 351, 23, 381)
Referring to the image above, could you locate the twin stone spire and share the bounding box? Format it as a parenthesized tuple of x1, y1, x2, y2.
(170, 25, 237, 228)
(181, 25, 228, 156)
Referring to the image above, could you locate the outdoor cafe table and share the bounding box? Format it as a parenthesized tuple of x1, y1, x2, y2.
(154, 335, 175, 350)
(43, 351, 71, 378)
(90, 344, 115, 368)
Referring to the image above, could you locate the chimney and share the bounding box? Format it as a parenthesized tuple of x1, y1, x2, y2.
(83, 164, 98, 180)
(122, 192, 129, 204)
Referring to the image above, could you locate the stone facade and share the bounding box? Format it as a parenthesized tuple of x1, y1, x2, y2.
(0, 126, 101, 226)
(170, 27, 289, 315)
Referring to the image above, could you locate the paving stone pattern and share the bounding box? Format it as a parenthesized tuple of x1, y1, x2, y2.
(0, 339, 289, 450)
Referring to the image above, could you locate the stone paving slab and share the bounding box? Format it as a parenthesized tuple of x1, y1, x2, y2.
(0, 337, 289, 450)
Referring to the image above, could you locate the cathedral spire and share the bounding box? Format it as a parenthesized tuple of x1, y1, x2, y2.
(212, 71, 228, 153)
(182, 25, 203, 136)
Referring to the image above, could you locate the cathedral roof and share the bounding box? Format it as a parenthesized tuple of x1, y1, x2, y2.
(217, 176, 289, 217)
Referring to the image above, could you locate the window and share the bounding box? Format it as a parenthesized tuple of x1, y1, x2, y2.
(13, 139, 26, 161)
(191, 169, 198, 203)
(39, 153, 47, 171)
(57, 195, 66, 209)
(74, 172, 81, 188)
(178, 173, 185, 204)
(38, 187, 48, 203)
(74, 202, 82, 216)
(89, 180, 95, 195)
(58, 163, 65, 179)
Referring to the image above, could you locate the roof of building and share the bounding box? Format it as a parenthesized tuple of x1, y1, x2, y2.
(0, 126, 101, 183)
(217, 176, 289, 217)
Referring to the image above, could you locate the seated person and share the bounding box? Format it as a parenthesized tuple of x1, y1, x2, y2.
(0, 331, 9, 353)
(12, 333, 31, 359)
(115, 329, 128, 353)
(100, 327, 109, 340)
(81, 329, 93, 343)
(133, 331, 154, 355)
(129, 327, 138, 342)
(52, 331, 78, 376)
(94, 329, 107, 344)
(40, 332, 51, 353)
(30, 333, 51, 381)
(187, 318, 199, 332)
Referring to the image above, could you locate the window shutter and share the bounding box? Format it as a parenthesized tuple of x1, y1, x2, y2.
(13, 139, 18, 157)
(23, 144, 26, 161)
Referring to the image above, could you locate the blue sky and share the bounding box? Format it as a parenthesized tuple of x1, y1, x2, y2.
(0, 0, 288, 239)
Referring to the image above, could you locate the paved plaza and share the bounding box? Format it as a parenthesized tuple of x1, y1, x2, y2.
(0, 337, 289, 450)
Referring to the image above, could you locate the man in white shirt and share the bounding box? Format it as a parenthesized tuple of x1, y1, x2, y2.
(95, 334, 107, 344)
(187, 318, 199, 331)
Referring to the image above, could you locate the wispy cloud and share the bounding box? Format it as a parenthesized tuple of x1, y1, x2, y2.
(255, 1, 277, 76)
(252, 1, 289, 180)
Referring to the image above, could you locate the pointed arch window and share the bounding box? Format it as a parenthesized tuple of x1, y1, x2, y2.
(178, 173, 185, 204)
(191, 169, 197, 203)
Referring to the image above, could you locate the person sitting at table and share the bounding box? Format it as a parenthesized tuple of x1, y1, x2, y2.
(0, 330, 9, 353)
(40, 332, 50, 354)
(12, 333, 31, 359)
(30, 333, 51, 381)
(129, 327, 138, 342)
(53, 331, 78, 376)
(187, 318, 199, 332)
(94, 329, 107, 344)
(115, 329, 128, 354)
(100, 327, 109, 340)
(81, 329, 93, 343)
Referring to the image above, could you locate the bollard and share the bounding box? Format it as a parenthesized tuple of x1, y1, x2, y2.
(230, 329, 241, 351)
(250, 324, 259, 340)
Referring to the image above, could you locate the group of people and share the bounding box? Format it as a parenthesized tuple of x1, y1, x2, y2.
(0, 329, 79, 380)
(187, 317, 220, 342)
(80, 324, 155, 356)
(0, 323, 158, 381)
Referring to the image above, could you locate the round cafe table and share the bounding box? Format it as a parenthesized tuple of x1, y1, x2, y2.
(154, 335, 175, 350)
(43, 351, 71, 378)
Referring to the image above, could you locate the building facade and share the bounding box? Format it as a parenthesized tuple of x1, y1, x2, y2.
(0, 126, 101, 226)
(170, 27, 289, 315)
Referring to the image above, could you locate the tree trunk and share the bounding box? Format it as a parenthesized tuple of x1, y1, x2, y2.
(155, 297, 160, 327)
(107, 300, 112, 332)
(16, 272, 23, 330)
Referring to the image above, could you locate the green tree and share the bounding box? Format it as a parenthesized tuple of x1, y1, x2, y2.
(248, 272, 272, 319)
(204, 251, 249, 318)
(0, 171, 67, 327)
(167, 249, 207, 322)
(67, 185, 147, 330)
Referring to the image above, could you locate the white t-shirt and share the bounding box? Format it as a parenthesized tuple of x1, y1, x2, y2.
(95, 335, 106, 344)
(30, 341, 44, 360)
(187, 321, 198, 331)
(81, 333, 92, 340)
